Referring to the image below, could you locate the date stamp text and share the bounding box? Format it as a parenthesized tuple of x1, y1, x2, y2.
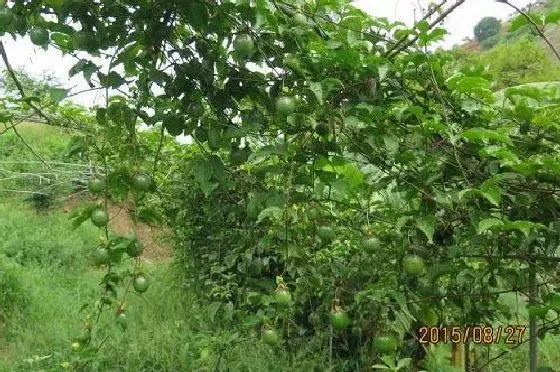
(418, 325, 527, 344)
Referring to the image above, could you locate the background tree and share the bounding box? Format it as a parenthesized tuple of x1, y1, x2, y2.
(474, 16, 502, 43)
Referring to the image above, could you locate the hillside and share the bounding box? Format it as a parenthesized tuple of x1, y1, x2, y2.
(451, 1, 560, 91)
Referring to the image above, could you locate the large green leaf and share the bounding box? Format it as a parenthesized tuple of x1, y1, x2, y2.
(416, 216, 436, 243)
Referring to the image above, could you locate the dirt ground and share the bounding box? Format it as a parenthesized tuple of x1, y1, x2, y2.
(62, 195, 174, 261)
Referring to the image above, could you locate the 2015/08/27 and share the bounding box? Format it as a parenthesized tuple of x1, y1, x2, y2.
(418, 326, 527, 344)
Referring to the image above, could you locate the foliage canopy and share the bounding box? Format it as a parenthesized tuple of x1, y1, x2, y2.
(1, 0, 560, 370)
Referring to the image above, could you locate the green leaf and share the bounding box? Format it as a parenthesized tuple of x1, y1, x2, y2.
(50, 32, 72, 51)
(199, 180, 218, 196)
(416, 216, 436, 243)
(509, 14, 529, 32)
(478, 218, 503, 234)
(462, 128, 512, 145)
(450, 76, 491, 93)
(478, 186, 502, 207)
(308, 78, 343, 104)
(309, 81, 323, 104)
(545, 10, 560, 25)
(257, 207, 284, 224)
(370, 364, 391, 370)
(68, 204, 97, 230)
(383, 133, 399, 155)
(321, 77, 343, 98)
(191, 157, 212, 182)
(48, 87, 68, 104)
(396, 358, 412, 369)
(505, 221, 546, 238)
(416, 20, 430, 34)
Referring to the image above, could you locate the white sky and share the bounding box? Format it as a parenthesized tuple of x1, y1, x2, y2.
(0, 0, 535, 108)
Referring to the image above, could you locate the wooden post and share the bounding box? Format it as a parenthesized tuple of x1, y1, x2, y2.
(528, 252, 538, 372)
(451, 342, 465, 370)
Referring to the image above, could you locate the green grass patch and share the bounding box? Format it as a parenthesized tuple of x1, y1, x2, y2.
(0, 199, 100, 268)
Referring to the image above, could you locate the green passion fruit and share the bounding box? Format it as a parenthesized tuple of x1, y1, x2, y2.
(274, 289, 292, 306)
(126, 240, 144, 257)
(233, 34, 254, 58)
(362, 236, 380, 252)
(373, 334, 398, 354)
(293, 13, 308, 26)
(317, 226, 335, 242)
(91, 208, 109, 227)
(403, 254, 426, 276)
(133, 173, 152, 192)
(276, 96, 295, 116)
(229, 147, 248, 166)
(133, 274, 149, 294)
(94, 247, 111, 266)
(87, 178, 104, 194)
(418, 308, 439, 327)
(29, 26, 49, 46)
(116, 312, 127, 329)
(262, 328, 279, 346)
(330, 310, 349, 331)
(189, 102, 205, 118)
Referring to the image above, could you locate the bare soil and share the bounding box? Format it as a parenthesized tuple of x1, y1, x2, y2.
(62, 195, 173, 261)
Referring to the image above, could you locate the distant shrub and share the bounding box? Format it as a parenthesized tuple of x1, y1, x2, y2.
(480, 33, 501, 50)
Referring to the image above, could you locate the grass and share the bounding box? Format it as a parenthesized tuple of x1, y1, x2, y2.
(0, 199, 323, 372)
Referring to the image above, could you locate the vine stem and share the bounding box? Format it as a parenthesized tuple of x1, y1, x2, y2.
(386, 0, 467, 58)
(385, 0, 450, 55)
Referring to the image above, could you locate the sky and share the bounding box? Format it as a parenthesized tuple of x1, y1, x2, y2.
(0, 0, 535, 108)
